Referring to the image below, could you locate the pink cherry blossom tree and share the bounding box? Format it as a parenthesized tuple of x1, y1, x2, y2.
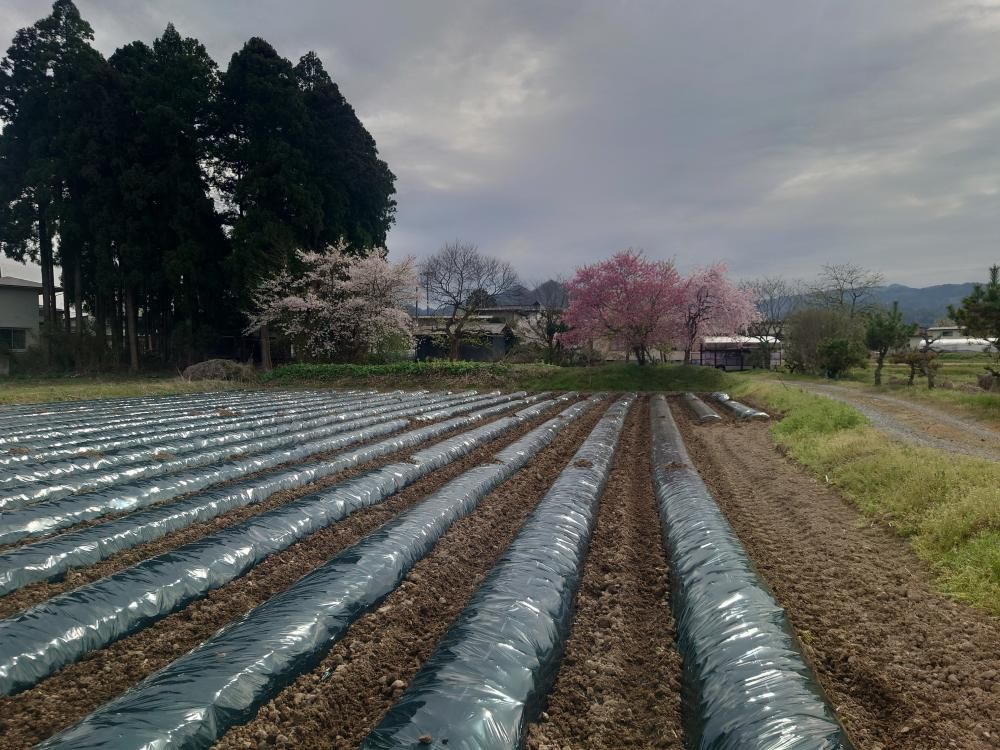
(245, 246, 416, 362)
(676, 263, 759, 364)
(562, 250, 682, 365)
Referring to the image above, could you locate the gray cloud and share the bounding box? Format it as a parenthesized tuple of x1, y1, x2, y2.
(2, 0, 1000, 286)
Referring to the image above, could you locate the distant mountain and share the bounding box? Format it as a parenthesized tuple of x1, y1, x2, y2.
(874, 283, 976, 326)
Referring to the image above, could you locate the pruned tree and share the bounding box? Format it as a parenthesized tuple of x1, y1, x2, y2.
(741, 275, 800, 369)
(676, 264, 758, 365)
(562, 250, 681, 366)
(916, 325, 943, 389)
(245, 246, 415, 362)
(810, 263, 884, 317)
(521, 279, 569, 364)
(422, 242, 519, 360)
(949, 265, 1000, 377)
(784, 307, 865, 375)
(864, 301, 915, 385)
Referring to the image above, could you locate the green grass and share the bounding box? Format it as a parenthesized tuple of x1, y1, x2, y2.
(0, 376, 245, 406)
(262, 361, 729, 393)
(731, 351, 1000, 426)
(732, 379, 1000, 614)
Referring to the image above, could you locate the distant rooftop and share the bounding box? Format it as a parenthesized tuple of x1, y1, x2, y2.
(0, 275, 43, 290)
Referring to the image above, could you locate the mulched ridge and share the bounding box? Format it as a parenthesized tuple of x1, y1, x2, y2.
(0, 401, 582, 750)
(212, 401, 612, 750)
(0, 403, 537, 619)
(673, 397, 1000, 750)
(0, 401, 453, 554)
(526, 396, 685, 750)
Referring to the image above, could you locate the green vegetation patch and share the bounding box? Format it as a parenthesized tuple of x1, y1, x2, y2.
(733, 379, 1000, 615)
(263, 361, 729, 393)
(261, 361, 512, 382)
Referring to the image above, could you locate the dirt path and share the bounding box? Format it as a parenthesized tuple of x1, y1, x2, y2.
(0, 404, 597, 750)
(782, 381, 1000, 462)
(527, 396, 684, 750)
(213, 402, 611, 750)
(674, 401, 1000, 750)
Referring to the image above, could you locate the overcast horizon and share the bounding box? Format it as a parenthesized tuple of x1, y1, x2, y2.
(3, 0, 1000, 287)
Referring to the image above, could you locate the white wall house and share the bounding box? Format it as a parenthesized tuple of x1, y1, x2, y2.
(908, 322, 993, 353)
(0, 274, 43, 353)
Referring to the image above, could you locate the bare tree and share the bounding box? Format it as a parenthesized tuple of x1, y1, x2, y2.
(810, 263, 884, 317)
(521, 279, 569, 364)
(741, 276, 800, 369)
(422, 242, 519, 360)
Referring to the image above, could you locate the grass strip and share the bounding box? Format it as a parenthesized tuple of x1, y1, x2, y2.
(731, 379, 1000, 614)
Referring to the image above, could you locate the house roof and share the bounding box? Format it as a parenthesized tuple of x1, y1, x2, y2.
(0, 275, 43, 290)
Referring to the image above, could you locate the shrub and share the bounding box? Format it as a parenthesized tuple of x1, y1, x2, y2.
(183, 359, 257, 382)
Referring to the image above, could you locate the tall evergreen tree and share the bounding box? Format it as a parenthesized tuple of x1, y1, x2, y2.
(212, 38, 320, 306)
(0, 0, 97, 328)
(294, 52, 396, 253)
(109, 25, 226, 369)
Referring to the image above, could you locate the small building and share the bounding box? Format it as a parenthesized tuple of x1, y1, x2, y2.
(657, 336, 781, 370)
(908, 320, 993, 353)
(0, 274, 44, 353)
(414, 318, 515, 361)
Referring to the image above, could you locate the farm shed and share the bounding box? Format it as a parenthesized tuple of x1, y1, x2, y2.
(414, 320, 516, 361)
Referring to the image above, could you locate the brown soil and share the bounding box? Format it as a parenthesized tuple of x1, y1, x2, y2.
(212, 402, 612, 750)
(527, 396, 685, 750)
(0, 402, 586, 750)
(0, 405, 540, 619)
(672, 398, 1000, 750)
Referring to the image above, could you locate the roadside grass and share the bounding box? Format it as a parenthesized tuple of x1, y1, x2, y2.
(731, 352, 1000, 426)
(733, 379, 1000, 614)
(0, 376, 244, 406)
(263, 361, 729, 393)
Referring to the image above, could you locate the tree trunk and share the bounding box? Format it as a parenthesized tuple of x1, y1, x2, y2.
(111, 290, 123, 367)
(125, 286, 140, 373)
(874, 352, 885, 386)
(95, 295, 107, 366)
(260, 323, 273, 371)
(683, 348, 692, 365)
(74, 261, 83, 348)
(62, 267, 71, 335)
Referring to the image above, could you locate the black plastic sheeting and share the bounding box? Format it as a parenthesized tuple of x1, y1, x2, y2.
(0, 388, 360, 450)
(0, 391, 513, 545)
(649, 395, 852, 750)
(0, 389, 386, 480)
(682, 393, 722, 423)
(0, 392, 550, 598)
(362, 394, 635, 750)
(37, 396, 602, 750)
(0, 391, 419, 503)
(708, 391, 769, 420)
(0, 388, 280, 443)
(0, 389, 390, 467)
(0, 395, 571, 696)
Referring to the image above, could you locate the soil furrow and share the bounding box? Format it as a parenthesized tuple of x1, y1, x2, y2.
(0, 402, 584, 750)
(526, 396, 684, 750)
(0, 405, 532, 619)
(672, 398, 1000, 750)
(211, 401, 612, 750)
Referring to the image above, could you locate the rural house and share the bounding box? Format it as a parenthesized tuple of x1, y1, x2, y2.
(0, 273, 44, 353)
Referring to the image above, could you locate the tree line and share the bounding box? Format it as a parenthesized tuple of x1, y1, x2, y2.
(0, 1, 396, 371)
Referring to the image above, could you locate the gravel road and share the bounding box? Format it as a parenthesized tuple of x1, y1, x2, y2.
(773, 381, 1000, 462)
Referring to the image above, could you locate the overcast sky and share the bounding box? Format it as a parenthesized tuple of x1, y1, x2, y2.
(3, 0, 1000, 287)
